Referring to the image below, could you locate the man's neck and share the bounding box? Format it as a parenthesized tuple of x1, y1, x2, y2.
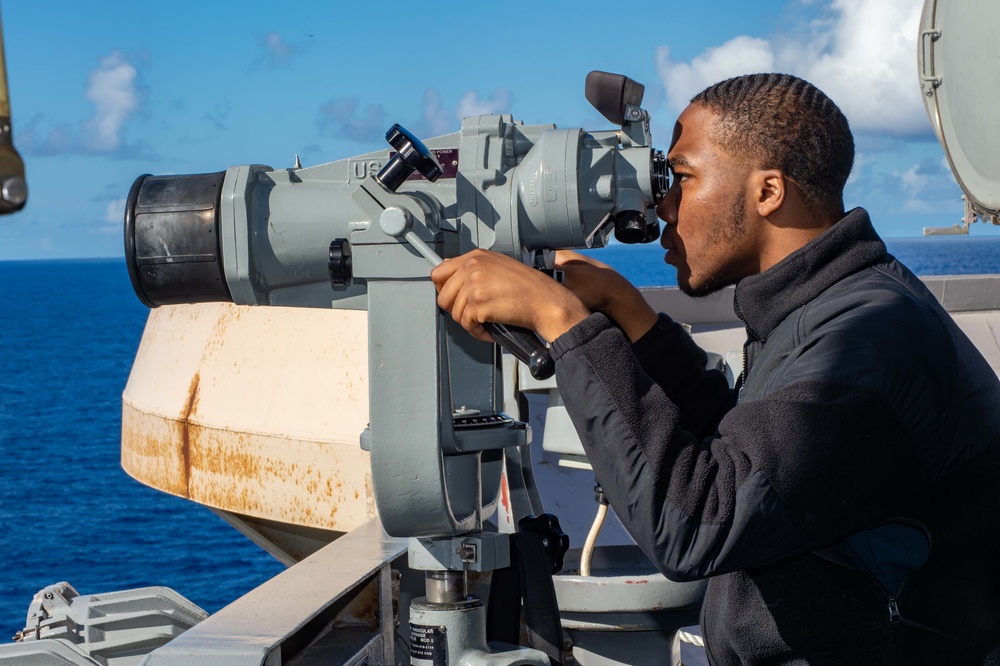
(757, 203, 841, 274)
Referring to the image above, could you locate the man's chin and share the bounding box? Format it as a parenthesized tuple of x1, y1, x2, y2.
(678, 274, 731, 298)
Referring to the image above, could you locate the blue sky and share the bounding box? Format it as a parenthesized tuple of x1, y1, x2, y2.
(0, 0, 994, 260)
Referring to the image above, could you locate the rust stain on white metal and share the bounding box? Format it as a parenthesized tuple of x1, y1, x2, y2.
(121, 302, 376, 532)
(180, 371, 200, 496)
(122, 403, 377, 531)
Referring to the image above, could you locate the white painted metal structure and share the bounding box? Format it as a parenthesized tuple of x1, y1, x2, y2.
(119, 276, 1000, 572)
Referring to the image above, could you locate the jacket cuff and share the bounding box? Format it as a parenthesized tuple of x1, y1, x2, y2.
(551, 312, 617, 361)
(630, 313, 686, 364)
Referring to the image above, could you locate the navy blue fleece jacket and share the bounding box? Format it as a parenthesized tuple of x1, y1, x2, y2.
(550, 209, 1000, 664)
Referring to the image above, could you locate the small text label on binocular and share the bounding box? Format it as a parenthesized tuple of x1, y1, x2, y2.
(350, 159, 383, 181)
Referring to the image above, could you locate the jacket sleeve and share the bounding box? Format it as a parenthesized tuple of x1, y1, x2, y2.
(550, 312, 929, 582)
(629, 313, 735, 441)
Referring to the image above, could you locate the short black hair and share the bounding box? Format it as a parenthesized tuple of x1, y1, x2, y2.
(691, 73, 854, 213)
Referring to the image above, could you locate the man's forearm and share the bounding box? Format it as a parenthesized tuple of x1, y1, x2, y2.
(602, 292, 659, 342)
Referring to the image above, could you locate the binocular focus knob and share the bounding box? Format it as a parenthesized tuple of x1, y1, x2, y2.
(375, 124, 443, 192)
(328, 238, 353, 287)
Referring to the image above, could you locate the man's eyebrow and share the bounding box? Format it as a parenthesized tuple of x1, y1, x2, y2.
(667, 155, 691, 169)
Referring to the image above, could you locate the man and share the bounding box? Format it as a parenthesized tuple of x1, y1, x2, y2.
(432, 74, 1000, 664)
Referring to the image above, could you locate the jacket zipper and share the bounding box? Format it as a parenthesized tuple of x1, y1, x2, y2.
(738, 330, 762, 399)
(741, 337, 750, 385)
(733, 298, 757, 396)
(875, 586, 956, 640)
(888, 597, 901, 624)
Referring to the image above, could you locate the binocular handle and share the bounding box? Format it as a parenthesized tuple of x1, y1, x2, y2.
(396, 229, 556, 381)
(484, 322, 556, 381)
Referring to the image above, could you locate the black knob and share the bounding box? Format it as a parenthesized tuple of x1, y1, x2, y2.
(519, 513, 570, 575)
(329, 238, 353, 288)
(375, 124, 443, 192)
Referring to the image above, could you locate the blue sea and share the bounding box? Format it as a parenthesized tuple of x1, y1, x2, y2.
(2, 236, 1000, 638)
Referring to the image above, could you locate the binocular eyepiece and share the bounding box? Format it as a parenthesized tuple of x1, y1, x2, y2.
(613, 149, 668, 244)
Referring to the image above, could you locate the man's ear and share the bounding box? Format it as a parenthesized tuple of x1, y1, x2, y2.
(754, 169, 785, 217)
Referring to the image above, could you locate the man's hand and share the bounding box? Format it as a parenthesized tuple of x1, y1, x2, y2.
(554, 251, 658, 342)
(430, 250, 591, 343)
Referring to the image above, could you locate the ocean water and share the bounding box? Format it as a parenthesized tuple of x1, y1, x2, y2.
(0, 260, 285, 638)
(2, 236, 1000, 639)
(588, 235, 1000, 287)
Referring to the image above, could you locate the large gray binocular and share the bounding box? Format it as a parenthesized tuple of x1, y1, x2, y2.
(124, 71, 666, 346)
(123, 71, 666, 538)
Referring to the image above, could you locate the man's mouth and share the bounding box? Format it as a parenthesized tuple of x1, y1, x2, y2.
(661, 229, 677, 261)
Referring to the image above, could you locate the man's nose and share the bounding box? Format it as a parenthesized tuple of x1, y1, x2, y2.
(656, 184, 679, 227)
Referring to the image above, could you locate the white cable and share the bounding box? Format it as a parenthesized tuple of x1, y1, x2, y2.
(580, 502, 608, 576)
(677, 629, 705, 647)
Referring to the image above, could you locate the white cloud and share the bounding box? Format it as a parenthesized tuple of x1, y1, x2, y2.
(415, 88, 513, 137)
(897, 165, 949, 213)
(657, 0, 928, 136)
(421, 89, 453, 137)
(317, 88, 512, 143)
(261, 32, 298, 67)
(83, 51, 139, 152)
(105, 197, 125, 224)
(802, 0, 925, 134)
(96, 196, 127, 233)
(897, 164, 924, 193)
(846, 152, 877, 185)
(317, 98, 387, 143)
(456, 89, 511, 119)
(886, 159, 963, 214)
(18, 52, 148, 157)
(657, 37, 775, 106)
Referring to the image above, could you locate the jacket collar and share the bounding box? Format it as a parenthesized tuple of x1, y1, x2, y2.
(733, 208, 886, 341)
